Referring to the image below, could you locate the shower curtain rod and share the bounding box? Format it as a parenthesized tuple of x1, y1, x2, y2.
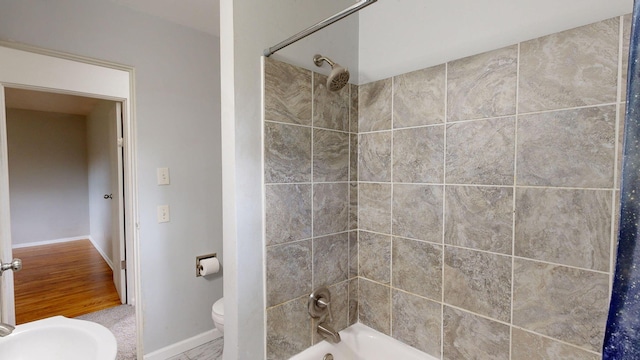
(263, 0, 377, 57)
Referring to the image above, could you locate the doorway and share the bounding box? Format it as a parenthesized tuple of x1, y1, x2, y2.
(4, 88, 126, 323)
(0, 43, 141, 358)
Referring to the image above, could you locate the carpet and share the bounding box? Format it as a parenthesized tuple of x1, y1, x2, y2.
(76, 305, 137, 360)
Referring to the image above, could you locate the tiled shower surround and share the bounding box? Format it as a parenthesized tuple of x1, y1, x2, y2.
(264, 14, 630, 360)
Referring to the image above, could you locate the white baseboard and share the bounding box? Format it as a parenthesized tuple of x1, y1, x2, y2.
(12, 235, 92, 249)
(12, 235, 115, 271)
(144, 329, 222, 360)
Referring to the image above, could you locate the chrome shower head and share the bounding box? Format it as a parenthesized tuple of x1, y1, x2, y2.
(313, 54, 350, 92)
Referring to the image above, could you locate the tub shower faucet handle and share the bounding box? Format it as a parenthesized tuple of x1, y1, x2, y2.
(309, 286, 332, 319)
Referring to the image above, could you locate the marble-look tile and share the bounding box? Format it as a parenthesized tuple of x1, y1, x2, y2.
(313, 183, 349, 236)
(359, 131, 392, 182)
(359, 278, 390, 335)
(358, 183, 392, 234)
(359, 78, 392, 132)
(445, 185, 513, 254)
(313, 72, 349, 131)
(393, 125, 444, 183)
(444, 247, 511, 322)
(313, 233, 349, 287)
(622, 14, 631, 101)
(512, 328, 600, 360)
(265, 184, 311, 246)
(392, 184, 443, 243)
(392, 237, 442, 301)
(264, 121, 311, 183)
(313, 129, 349, 182)
(515, 187, 611, 271)
(348, 231, 358, 279)
(519, 18, 619, 113)
(443, 306, 510, 360)
(266, 240, 312, 306)
(517, 106, 616, 188)
(349, 134, 358, 182)
(264, 58, 312, 125)
(447, 45, 517, 121)
(183, 338, 224, 360)
(313, 281, 349, 344)
(446, 117, 515, 185)
(513, 258, 609, 352)
(266, 296, 311, 360)
(350, 83, 359, 133)
(392, 290, 441, 357)
(349, 182, 358, 230)
(393, 65, 446, 128)
(348, 278, 358, 326)
(359, 231, 391, 284)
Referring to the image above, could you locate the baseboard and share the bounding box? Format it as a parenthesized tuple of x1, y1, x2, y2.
(144, 329, 222, 360)
(86, 236, 115, 271)
(12, 235, 92, 249)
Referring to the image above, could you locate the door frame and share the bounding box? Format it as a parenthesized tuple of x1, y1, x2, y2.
(0, 42, 142, 355)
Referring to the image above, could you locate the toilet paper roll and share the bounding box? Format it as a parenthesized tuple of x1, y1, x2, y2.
(199, 257, 220, 276)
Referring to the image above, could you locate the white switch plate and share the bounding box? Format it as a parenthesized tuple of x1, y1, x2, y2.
(157, 205, 170, 223)
(157, 167, 170, 185)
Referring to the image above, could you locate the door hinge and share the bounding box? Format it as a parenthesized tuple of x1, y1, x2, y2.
(117, 137, 124, 147)
(121, 260, 127, 270)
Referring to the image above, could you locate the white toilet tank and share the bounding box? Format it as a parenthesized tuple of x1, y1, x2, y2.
(212, 298, 224, 334)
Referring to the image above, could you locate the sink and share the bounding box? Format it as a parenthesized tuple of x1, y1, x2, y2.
(0, 315, 117, 360)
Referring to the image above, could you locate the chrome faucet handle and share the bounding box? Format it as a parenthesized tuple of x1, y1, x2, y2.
(309, 286, 332, 319)
(317, 297, 333, 323)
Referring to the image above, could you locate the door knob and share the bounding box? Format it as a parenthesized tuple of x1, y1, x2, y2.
(0, 258, 22, 275)
(104, 194, 113, 199)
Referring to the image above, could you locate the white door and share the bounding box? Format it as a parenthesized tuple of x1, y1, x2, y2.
(0, 45, 135, 324)
(112, 102, 126, 304)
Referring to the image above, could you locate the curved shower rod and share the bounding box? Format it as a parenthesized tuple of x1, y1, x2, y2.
(263, 0, 378, 57)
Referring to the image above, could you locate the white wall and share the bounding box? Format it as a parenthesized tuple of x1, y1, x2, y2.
(6, 109, 89, 245)
(358, 0, 632, 84)
(87, 100, 117, 266)
(220, 0, 358, 358)
(0, 0, 222, 354)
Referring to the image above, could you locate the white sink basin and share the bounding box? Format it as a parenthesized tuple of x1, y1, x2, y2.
(0, 315, 117, 360)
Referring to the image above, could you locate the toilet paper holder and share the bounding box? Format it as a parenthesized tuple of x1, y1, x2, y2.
(196, 253, 217, 277)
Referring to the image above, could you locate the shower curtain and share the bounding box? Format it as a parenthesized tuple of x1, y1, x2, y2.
(603, 2, 640, 358)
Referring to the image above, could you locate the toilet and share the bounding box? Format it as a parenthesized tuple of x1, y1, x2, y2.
(212, 298, 224, 334)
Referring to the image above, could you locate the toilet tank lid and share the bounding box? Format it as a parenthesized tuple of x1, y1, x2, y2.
(213, 298, 224, 315)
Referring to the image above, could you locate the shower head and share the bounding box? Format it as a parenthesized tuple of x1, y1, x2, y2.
(313, 54, 350, 92)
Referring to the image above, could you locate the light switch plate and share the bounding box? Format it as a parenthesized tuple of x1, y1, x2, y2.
(157, 167, 170, 185)
(157, 205, 170, 223)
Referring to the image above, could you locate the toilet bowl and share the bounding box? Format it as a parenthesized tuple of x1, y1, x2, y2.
(212, 298, 224, 334)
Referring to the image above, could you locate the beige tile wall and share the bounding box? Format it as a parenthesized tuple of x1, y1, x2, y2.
(263, 57, 358, 360)
(263, 13, 630, 360)
(355, 14, 628, 359)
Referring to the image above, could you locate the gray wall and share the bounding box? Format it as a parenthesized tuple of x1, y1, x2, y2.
(0, 0, 222, 354)
(7, 109, 89, 245)
(263, 15, 628, 358)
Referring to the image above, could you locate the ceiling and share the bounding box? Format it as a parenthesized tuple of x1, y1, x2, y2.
(5, 88, 103, 116)
(110, 0, 220, 36)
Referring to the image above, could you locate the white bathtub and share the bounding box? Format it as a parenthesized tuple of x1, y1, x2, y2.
(289, 323, 438, 360)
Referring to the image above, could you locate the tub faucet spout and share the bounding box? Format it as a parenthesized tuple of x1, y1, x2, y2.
(317, 321, 341, 343)
(0, 323, 15, 337)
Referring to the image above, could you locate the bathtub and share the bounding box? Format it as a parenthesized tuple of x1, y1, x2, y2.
(289, 322, 438, 360)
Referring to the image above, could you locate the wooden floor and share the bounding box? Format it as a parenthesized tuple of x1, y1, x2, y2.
(13, 239, 122, 324)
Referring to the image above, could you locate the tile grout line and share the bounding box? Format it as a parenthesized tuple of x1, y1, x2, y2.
(389, 75, 395, 337)
(510, 41, 521, 360)
(441, 61, 448, 359)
